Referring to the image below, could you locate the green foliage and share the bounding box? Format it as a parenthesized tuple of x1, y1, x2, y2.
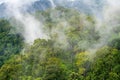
(43, 58, 67, 80)
(108, 38, 120, 50)
(0, 55, 22, 80)
(0, 7, 120, 80)
(86, 47, 120, 80)
(0, 19, 24, 67)
(68, 72, 81, 80)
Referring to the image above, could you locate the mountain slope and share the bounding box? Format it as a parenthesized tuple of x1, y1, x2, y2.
(0, 0, 105, 17)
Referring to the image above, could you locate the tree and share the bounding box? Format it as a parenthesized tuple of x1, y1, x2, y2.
(0, 19, 24, 67)
(86, 47, 120, 80)
(43, 57, 67, 80)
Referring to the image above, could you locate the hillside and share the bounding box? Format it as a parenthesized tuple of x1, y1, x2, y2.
(0, 6, 120, 80)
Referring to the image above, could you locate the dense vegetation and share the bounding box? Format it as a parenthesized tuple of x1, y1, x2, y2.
(0, 7, 120, 80)
(0, 19, 24, 67)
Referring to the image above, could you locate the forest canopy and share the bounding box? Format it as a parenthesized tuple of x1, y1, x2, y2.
(0, 7, 120, 80)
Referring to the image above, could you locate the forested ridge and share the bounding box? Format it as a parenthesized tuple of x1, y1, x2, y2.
(0, 7, 120, 80)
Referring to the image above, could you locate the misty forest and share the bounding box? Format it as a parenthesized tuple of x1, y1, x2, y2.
(0, 0, 120, 80)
